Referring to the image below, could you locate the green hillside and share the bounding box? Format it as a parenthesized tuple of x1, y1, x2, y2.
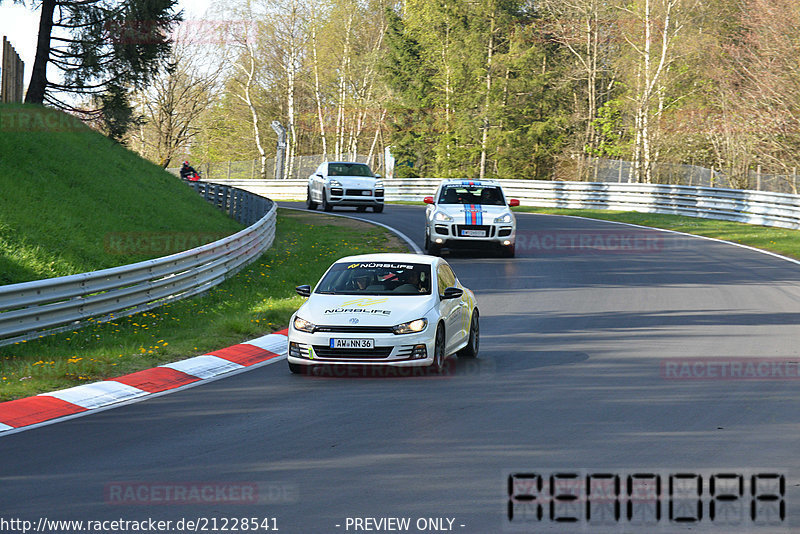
(0, 104, 242, 285)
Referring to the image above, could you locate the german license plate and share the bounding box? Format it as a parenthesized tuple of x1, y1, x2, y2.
(461, 229, 486, 237)
(330, 338, 374, 349)
(363, 190, 371, 196)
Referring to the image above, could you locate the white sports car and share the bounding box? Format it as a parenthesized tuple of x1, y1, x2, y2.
(287, 253, 479, 374)
(424, 179, 519, 257)
(306, 161, 384, 213)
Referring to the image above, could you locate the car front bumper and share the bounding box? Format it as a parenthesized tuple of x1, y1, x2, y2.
(428, 222, 516, 248)
(287, 326, 435, 368)
(326, 187, 384, 207)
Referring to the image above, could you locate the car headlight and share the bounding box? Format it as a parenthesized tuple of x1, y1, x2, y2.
(329, 180, 342, 188)
(374, 180, 384, 190)
(434, 211, 453, 222)
(293, 316, 316, 333)
(392, 318, 428, 335)
(494, 213, 513, 224)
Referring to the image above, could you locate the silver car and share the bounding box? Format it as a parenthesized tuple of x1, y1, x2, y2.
(306, 161, 384, 213)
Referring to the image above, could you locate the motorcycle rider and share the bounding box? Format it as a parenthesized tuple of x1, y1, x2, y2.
(180, 161, 198, 180)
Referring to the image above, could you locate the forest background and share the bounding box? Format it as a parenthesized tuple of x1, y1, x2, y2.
(122, 0, 800, 188)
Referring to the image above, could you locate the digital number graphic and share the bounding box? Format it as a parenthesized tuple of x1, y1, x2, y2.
(506, 470, 786, 529)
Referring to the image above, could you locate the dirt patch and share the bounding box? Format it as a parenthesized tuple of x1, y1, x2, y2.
(279, 208, 409, 252)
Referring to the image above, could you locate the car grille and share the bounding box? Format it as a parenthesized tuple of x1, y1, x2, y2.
(290, 342, 418, 361)
(346, 189, 372, 196)
(314, 325, 394, 334)
(312, 346, 393, 359)
(454, 224, 495, 237)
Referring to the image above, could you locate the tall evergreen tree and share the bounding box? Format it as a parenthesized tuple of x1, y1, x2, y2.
(381, 7, 436, 176)
(19, 0, 181, 140)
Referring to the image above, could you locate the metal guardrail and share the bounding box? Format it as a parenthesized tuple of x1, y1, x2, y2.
(0, 182, 276, 347)
(207, 178, 800, 230)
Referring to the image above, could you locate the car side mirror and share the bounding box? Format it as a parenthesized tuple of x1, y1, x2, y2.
(441, 287, 463, 300)
(423, 196, 434, 204)
(295, 285, 311, 297)
(375, 173, 381, 178)
(508, 198, 520, 207)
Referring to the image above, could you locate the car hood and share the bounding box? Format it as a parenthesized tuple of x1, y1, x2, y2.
(330, 176, 378, 188)
(297, 294, 435, 327)
(436, 204, 511, 220)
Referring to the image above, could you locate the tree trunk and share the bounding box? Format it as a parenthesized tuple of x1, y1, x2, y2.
(25, 0, 56, 104)
(335, 10, 355, 160)
(479, 8, 496, 180)
(310, 5, 328, 160)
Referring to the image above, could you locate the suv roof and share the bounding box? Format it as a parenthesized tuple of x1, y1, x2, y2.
(438, 179, 499, 186)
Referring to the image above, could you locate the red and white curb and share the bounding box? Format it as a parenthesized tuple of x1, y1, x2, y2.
(0, 329, 289, 435)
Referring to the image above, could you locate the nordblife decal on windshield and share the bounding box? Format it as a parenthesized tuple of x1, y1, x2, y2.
(346, 262, 415, 270)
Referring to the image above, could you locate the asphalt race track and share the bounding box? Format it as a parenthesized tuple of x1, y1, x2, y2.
(1, 203, 799, 533)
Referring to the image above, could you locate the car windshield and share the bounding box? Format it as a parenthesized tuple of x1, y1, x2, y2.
(315, 262, 432, 295)
(328, 163, 374, 177)
(438, 184, 505, 205)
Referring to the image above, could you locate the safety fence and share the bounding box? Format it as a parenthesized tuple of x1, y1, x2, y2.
(0, 183, 276, 347)
(205, 177, 800, 230)
(1, 36, 24, 103)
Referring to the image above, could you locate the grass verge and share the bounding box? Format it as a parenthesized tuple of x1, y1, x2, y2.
(0, 209, 407, 401)
(515, 206, 800, 261)
(0, 104, 241, 284)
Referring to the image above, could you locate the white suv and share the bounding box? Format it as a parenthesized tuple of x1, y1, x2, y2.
(306, 161, 384, 213)
(424, 179, 519, 257)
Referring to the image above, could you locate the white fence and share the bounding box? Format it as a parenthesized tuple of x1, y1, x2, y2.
(0, 183, 276, 346)
(206, 178, 800, 230)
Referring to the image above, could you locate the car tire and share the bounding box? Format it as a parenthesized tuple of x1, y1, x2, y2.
(288, 361, 304, 374)
(373, 204, 384, 213)
(356, 206, 367, 212)
(322, 190, 333, 212)
(424, 231, 441, 256)
(458, 311, 479, 358)
(429, 325, 445, 373)
(306, 187, 318, 210)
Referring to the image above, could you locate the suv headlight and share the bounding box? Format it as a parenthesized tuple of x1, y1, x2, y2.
(329, 180, 342, 188)
(293, 316, 316, 333)
(494, 213, 513, 224)
(392, 318, 428, 335)
(434, 211, 453, 222)
(374, 180, 384, 189)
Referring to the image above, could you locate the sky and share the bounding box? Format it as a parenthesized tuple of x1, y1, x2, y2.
(0, 0, 212, 93)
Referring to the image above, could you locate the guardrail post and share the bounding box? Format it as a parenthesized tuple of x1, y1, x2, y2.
(757, 165, 762, 191)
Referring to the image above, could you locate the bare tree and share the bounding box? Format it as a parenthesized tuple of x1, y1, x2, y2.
(542, 0, 617, 178)
(128, 27, 225, 167)
(225, 6, 269, 178)
(615, 0, 693, 183)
